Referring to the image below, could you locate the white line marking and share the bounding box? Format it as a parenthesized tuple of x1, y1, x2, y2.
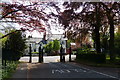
(52, 70, 54, 74)
(74, 69, 79, 72)
(70, 63, 118, 79)
(66, 70, 71, 73)
(92, 70, 118, 79)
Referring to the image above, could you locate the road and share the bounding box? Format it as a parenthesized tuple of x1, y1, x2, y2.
(12, 55, 119, 80)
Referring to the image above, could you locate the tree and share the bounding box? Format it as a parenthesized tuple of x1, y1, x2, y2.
(100, 2, 120, 61)
(56, 2, 104, 53)
(44, 41, 53, 55)
(3, 30, 27, 61)
(0, 2, 52, 33)
(53, 39, 60, 53)
(0, 32, 7, 47)
(114, 33, 120, 57)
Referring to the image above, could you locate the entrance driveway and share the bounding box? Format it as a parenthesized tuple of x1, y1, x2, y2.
(19, 55, 76, 63)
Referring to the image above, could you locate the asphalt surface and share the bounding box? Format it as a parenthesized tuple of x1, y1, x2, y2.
(11, 55, 120, 80)
(27, 62, 118, 79)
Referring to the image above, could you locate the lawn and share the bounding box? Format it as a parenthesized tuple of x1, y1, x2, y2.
(76, 55, 120, 68)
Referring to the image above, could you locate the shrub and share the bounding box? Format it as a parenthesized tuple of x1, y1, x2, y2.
(76, 53, 106, 63)
(2, 30, 27, 61)
(77, 47, 92, 54)
(114, 33, 120, 57)
(53, 39, 60, 52)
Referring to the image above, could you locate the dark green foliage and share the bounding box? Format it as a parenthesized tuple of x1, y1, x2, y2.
(44, 40, 61, 55)
(77, 45, 93, 54)
(76, 53, 106, 63)
(67, 40, 71, 48)
(100, 34, 109, 53)
(76, 47, 106, 63)
(2, 30, 27, 61)
(2, 61, 19, 79)
(114, 33, 120, 57)
(44, 41, 53, 55)
(0, 33, 7, 47)
(53, 39, 60, 52)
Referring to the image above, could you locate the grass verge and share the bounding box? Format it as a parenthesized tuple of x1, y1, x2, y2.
(2, 61, 19, 80)
(75, 59, 120, 68)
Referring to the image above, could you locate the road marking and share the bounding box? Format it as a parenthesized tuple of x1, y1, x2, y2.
(79, 67, 118, 79)
(66, 70, 71, 73)
(70, 63, 118, 79)
(91, 70, 118, 79)
(52, 70, 64, 74)
(51, 69, 88, 74)
(74, 69, 79, 72)
(52, 70, 54, 74)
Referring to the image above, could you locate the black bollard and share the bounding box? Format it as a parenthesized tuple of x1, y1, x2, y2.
(60, 45, 63, 62)
(38, 46, 41, 63)
(29, 44, 32, 63)
(63, 54, 65, 62)
(41, 49, 43, 62)
(69, 46, 72, 62)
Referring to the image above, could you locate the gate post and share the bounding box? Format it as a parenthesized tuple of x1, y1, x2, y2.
(29, 44, 32, 63)
(60, 44, 63, 62)
(41, 48, 43, 62)
(69, 45, 72, 62)
(38, 46, 41, 63)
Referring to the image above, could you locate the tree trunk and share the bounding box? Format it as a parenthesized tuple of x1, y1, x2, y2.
(94, 3, 101, 53)
(94, 27, 101, 53)
(108, 16, 115, 61)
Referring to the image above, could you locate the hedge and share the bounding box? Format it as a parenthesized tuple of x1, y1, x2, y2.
(76, 53, 106, 63)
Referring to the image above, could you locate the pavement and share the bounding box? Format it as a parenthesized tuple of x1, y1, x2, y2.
(11, 55, 120, 80)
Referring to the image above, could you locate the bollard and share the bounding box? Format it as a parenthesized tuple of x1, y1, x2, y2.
(63, 54, 65, 62)
(29, 44, 32, 63)
(41, 49, 43, 62)
(38, 46, 41, 63)
(69, 46, 72, 62)
(60, 45, 63, 62)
